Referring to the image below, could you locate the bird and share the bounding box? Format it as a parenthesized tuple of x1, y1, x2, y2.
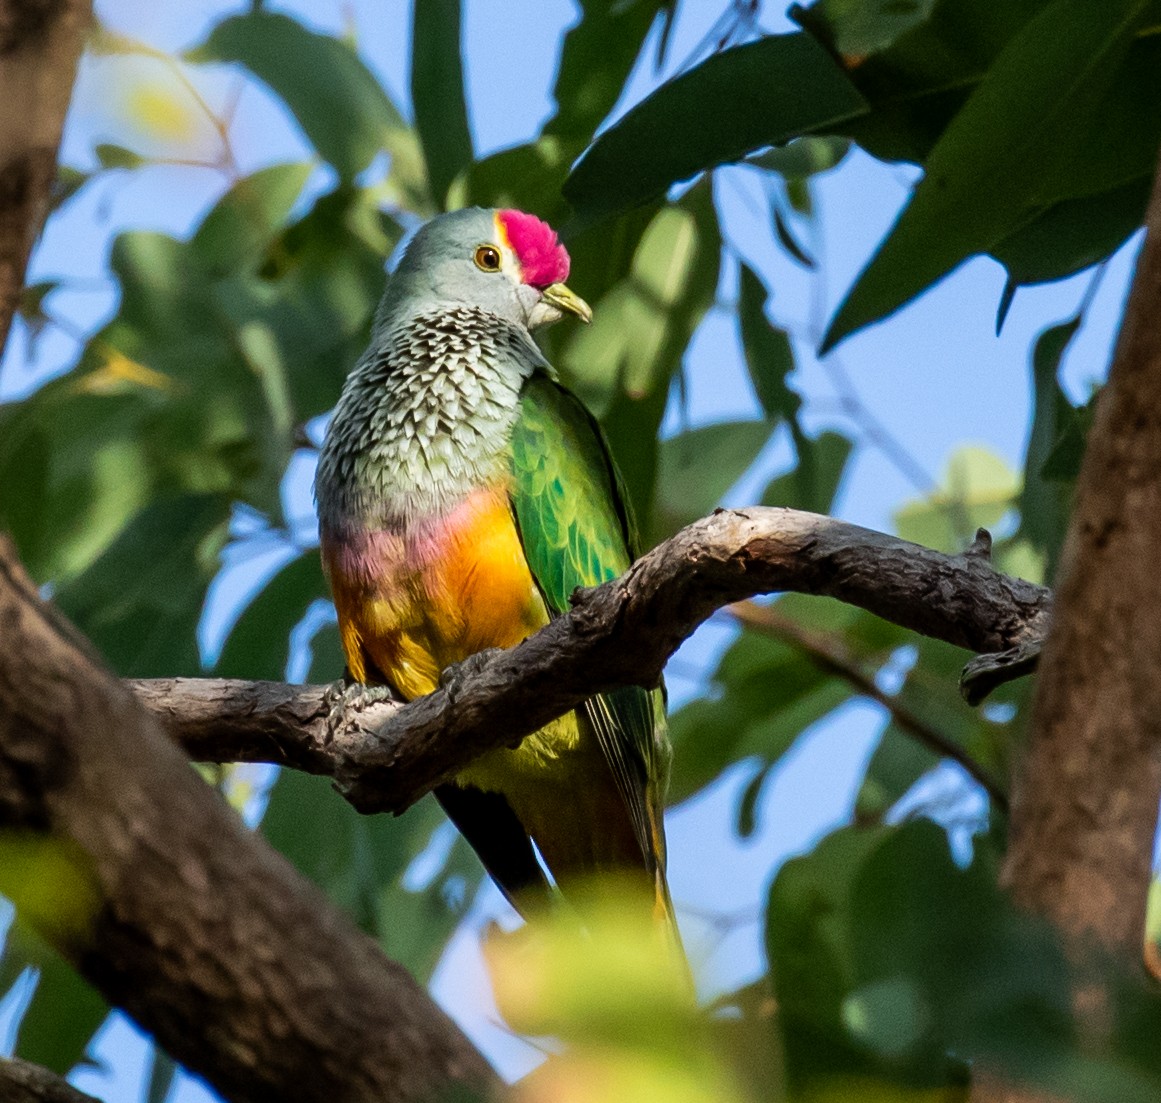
(314, 207, 677, 941)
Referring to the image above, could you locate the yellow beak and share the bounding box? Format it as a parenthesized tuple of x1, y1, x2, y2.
(541, 282, 593, 324)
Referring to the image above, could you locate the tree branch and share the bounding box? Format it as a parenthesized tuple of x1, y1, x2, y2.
(0, 1058, 99, 1103)
(130, 508, 1050, 816)
(0, 534, 496, 1102)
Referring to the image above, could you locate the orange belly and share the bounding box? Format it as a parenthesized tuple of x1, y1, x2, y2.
(323, 484, 548, 701)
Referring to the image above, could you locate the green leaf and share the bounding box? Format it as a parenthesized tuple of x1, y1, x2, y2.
(894, 446, 1018, 554)
(558, 185, 721, 532)
(52, 166, 91, 212)
(1040, 396, 1096, 483)
(214, 551, 328, 680)
(1018, 317, 1082, 579)
(0, 388, 154, 583)
(832, 0, 1054, 165)
(822, 0, 1155, 351)
(760, 430, 854, 515)
(188, 12, 412, 182)
(262, 774, 476, 982)
(191, 162, 312, 277)
(563, 33, 866, 226)
(667, 616, 856, 804)
(411, 0, 473, 208)
(544, 0, 668, 150)
(801, 0, 939, 58)
(2, 928, 107, 1076)
(738, 263, 799, 421)
(55, 494, 230, 677)
(651, 420, 773, 541)
(771, 818, 1161, 1097)
(145, 1045, 179, 1103)
(749, 135, 850, 180)
(991, 174, 1151, 287)
(95, 142, 147, 171)
(306, 622, 346, 684)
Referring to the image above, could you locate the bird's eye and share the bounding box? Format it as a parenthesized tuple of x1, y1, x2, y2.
(474, 245, 502, 272)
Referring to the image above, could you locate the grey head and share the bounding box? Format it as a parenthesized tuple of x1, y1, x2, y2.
(374, 207, 592, 334)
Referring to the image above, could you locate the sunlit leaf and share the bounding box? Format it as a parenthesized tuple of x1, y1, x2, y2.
(894, 447, 1018, 554)
(559, 185, 721, 531)
(188, 12, 419, 186)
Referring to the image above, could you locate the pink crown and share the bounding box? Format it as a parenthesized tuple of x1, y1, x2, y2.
(498, 209, 570, 289)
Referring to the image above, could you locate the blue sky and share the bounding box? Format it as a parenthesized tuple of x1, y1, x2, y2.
(0, 0, 1139, 1098)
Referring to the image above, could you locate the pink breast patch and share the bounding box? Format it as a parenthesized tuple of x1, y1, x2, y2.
(498, 209, 570, 288)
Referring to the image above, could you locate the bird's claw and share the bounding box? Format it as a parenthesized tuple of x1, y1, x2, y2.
(438, 648, 502, 703)
(323, 680, 397, 739)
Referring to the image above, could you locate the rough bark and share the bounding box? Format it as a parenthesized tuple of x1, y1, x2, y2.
(0, 537, 496, 1103)
(0, 1058, 100, 1103)
(126, 509, 1049, 815)
(0, 0, 88, 348)
(1001, 158, 1161, 957)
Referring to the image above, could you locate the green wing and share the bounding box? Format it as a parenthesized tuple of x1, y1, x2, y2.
(509, 372, 670, 874)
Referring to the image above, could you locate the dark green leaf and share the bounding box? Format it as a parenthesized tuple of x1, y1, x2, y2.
(563, 33, 866, 226)
(1040, 396, 1096, 483)
(800, 0, 938, 58)
(749, 134, 850, 180)
(55, 494, 230, 677)
(1018, 318, 1081, 578)
(736, 764, 773, 838)
(854, 720, 937, 823)
(833, 0, 1052, 164)
(773, 206, 816, 269)
(991, 175, 1151, 287)
(738, 263, 799, 420)
(262, 773, 476, 982)
(411, 0, 473, 208)
(306, 621, 345, 684)
(188, 12, 410, 181)
(545, 0, 667, 150)
(823, 0, 1154, 351)
(667, 611, 863, 803)
(145, 1045, 179, 1103)
(52, 166, 90, 211)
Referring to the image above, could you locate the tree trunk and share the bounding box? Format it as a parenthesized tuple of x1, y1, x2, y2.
(1002, 156, 1161, 956)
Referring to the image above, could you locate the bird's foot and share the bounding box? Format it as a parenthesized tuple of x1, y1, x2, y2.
(438, 648, 502, 704)
(323, 680, 397, 740)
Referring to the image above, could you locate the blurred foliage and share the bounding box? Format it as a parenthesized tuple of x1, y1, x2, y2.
(0, 0, 1157, 1100)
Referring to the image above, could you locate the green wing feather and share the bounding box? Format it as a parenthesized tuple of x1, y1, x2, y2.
(509, 372, 670, 874)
